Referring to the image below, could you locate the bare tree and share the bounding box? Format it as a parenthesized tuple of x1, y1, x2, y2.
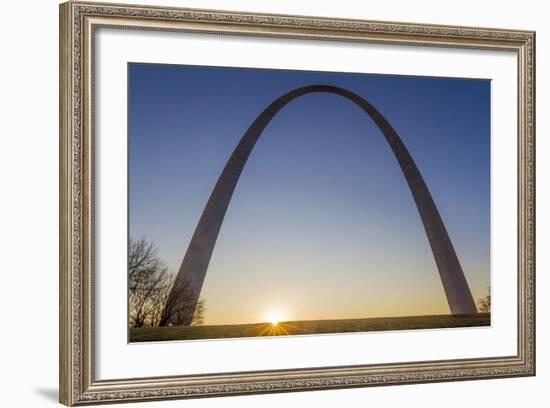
(147, 273, 173, 327)
(191, 299, 206, 326)
(129, 237, 206, 328)
(128, 237, 172, 327)
(158, 278, 206, 327)
(477, 287, 491, 313)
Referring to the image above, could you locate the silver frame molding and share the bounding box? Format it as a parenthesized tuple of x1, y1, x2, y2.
(59, 1, 536, 405)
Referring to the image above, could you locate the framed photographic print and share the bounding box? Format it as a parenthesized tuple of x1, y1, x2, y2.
(59, 1, 536, 405)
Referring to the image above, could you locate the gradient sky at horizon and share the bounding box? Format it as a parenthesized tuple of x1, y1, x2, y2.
(129, 63, 491, 325)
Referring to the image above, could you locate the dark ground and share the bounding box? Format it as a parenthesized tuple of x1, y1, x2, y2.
(130, 313, 490, 342)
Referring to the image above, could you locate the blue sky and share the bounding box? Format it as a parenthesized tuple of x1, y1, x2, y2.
(129, 63, 490, 325)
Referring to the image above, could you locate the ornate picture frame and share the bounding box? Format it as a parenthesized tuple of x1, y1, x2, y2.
(59, 1, 535, 405)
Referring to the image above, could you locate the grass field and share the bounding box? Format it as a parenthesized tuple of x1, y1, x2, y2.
(130, 313, 490, 342)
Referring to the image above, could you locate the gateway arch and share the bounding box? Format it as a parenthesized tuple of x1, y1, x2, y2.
(159, 85, 477, 326)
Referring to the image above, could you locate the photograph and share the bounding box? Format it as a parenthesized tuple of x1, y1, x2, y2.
(56, 1, 535, 405)
(128, 63, 492, 343)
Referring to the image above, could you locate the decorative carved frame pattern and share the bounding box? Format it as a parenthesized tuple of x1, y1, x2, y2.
(59, 1, 536, 405)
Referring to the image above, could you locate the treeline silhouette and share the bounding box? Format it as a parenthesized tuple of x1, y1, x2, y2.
(128, 237, 205, 328)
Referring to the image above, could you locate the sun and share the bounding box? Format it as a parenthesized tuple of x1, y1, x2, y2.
(265, 310, 284, 326)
